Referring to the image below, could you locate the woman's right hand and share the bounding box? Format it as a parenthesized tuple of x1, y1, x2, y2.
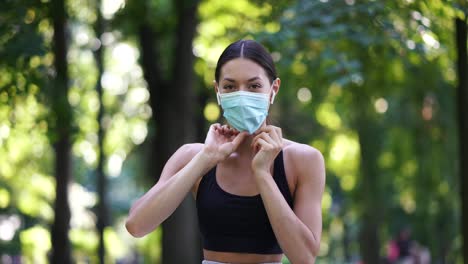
(202, 123, 248, 164)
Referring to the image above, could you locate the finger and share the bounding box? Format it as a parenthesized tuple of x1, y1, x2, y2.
(260, 125, 282, 146)
(222, 124, 231, 135)
(252, 133, 272, 149)
(228, 124, 241, 133)
(229, 126, 238, 135)
(257, 125, 274, 133)
(267, 126, 281, 144)
(260, 125, 278, 135)
(260, 132, 277, 146)
(251, 132, 266, 148)
(226, 126, 236, 136)
(212, 123, 221, 131)
(275, 127, 284, 147)
(211, 124, 220, 135)
(253, 137, 273, 152)
(275, 126, 283, 140)
(252, 132, 275, 147)
(217, 125, 226, 135)
(255, 126, 275, 141)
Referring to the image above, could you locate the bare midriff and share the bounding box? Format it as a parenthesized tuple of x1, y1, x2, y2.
(203, 249, 283, 263)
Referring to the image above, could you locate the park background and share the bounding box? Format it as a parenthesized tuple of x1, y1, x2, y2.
(0, 0, 467, 263)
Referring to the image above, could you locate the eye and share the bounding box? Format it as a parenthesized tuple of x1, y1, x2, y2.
(249, 83, 262, 89)
(223, 84, 235, 90)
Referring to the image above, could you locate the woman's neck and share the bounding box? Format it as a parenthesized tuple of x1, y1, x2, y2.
(229, 134, 255, 160)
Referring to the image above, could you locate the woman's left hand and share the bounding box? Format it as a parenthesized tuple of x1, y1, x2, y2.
(251, 125, 283, 175)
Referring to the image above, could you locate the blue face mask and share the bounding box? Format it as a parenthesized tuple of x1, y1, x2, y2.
(217, 88, 276, 134)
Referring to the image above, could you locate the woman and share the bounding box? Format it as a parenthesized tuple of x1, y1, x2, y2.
(125, 40, 326, 264)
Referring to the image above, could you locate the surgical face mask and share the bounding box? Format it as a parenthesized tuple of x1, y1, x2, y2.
(217, 86, 276, 134)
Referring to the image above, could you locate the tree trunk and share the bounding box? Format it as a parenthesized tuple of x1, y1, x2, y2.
(343, 220, 351, 262)
(139, 0, 202, 262)
(353, 86, 382, 264)
(455, 16, 468, 264)
(161, 1, 201, 263)
(93, 1, 109, 263)
(50, 0, 72, 262)
(356, 124, 382, 264)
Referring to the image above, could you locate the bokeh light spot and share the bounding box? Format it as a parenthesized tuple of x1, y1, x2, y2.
(24, 9, 36, 24)
(108, 151, 126, 177)
(400, 191, 416, 214)
(316, 103, 341, 130)
(204, 102, 220, 122)
(340, 174, 356, 191)
(0, 189, 10, 208)
(131, 121, 147, 145)
(374, 98, 388, 113)
(292, 61, 306, 75)
(297, 87, 312, 103)
(0, 215, 21, 241)
(102, 0, 125, 19)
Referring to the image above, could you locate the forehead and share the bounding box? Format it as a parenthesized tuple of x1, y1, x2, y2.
(220, 58, 268, 81)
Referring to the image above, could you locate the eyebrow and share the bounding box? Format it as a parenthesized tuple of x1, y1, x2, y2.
(223, 77, 261, 82)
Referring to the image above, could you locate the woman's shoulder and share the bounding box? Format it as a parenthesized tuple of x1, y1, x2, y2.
(282, 139, 325, 183)
(165, 143, 205, 169)
(282, 139, 324, 162)
(179, 142, 204, 153)
(175, 143, 204, 160)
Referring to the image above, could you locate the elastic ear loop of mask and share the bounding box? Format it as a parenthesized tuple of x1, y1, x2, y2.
(270, 90, 276, 104)
(270, 78, 279, 104)
(215, 80, 221, 105)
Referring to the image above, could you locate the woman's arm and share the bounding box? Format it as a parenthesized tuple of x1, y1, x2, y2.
(125, 144, 214, 237)
(125, 124, 247, 238)
(252, 126, 326, 264)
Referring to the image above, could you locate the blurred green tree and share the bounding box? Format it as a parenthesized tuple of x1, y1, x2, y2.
(91, 0, 109, 262)
(50, 0, 72, 262)
(0, 0, 53, 262)
(115, 0, 203, 262)
(455, 10, 468, 264)
(257, 0, 463, 262)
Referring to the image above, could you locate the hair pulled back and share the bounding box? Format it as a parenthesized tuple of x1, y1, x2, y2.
(215, 40, 277, 84)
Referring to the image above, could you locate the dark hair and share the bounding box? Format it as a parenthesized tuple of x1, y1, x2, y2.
(215, 40, 277, 83)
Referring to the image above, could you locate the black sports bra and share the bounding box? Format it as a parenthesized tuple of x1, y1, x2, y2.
(196, 151, 294, 254)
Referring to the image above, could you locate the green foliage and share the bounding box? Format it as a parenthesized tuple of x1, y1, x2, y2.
(258, 0, 462, 262)
(0, 1, 54, 260)
(0, 0, 151, 261)
(0, 1, 49, 103)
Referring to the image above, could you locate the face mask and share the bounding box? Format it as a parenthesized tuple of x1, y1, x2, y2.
(217, 86, 276, 134)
